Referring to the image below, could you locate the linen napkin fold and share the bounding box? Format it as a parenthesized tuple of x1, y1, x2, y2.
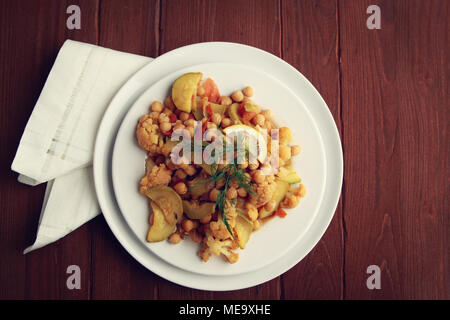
(12, 40, 153, 253)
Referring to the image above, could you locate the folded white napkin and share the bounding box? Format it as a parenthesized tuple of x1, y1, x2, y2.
(11, 40, 152, 253)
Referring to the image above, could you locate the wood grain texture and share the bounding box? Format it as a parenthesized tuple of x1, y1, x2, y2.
(280, 0, 343, 300)
(159, 0, 281, 57)
(339, 0, 449, 299)
(0, 0, 448, 299)
(0, 0, 98, 300)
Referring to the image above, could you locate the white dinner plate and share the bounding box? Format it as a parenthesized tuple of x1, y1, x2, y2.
(111, 62, 326, 276)
(93, 42, 343, 291)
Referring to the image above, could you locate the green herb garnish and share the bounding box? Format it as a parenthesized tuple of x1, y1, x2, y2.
(193, 162, 256, 239)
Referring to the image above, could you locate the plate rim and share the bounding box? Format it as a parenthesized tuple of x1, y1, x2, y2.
(93, 41, 343, 291)
(110, 61, 328, 276)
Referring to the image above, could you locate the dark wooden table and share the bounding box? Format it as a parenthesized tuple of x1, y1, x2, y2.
(0, 0, 448, 300)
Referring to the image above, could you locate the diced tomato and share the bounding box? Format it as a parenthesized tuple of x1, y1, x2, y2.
(169, 113, 177, 123)
(275, 208, 287, 218)
(202, 78, 220, 103)
(162, 129, 173, 137)
(241, 111, 256, 125)
(238, 103, 246, 116)
(206, 104, 214, 118)
(188, 114, 195, 120)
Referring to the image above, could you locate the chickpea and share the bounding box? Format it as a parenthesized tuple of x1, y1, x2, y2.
(239, 160, 248, 170)
(231, 90, 244, 102)
(169, 233, 181, 244)
(159, 122, 172, 132)
(174, 182, 187, 195)
(215, 178, 226, 189)
(181, 164, 196, 176)
(230, 179, 239, 189)
(280, 194, 300, 209)
(226, 187, 237, 199)
(252, 170, 265, 184)
(209, 188, 219, 202)
(264, 200, 276, 212)
(197, 86, 205, 96)
(248, 162, 259, 171)
(162, 108, 172, 115)
(220, 96, 232, 106)
(279, 127, 292, 142)
(262, 109, 272, 120)
(263, 119, 273, 131)
(165, 159, 177, 170)
(200, 214, 212, 224)
(211, 113, 222, 125)
(182, 219, 195, 233)
(252, 113, 265, 126)
(175, 169, 187, 180)
(159, 112, 169, 123)
(243, 86, 254, 97)
(173, 123, 185, 131)
(279, 144, 292, 161)
(221, 117, 232, 128)
(291, 145, 301, 156)
(184, 118, 196, 127)
(164, 96, 175, 109)
(151, 101, 163, 112)
(237, 187, 248, 198)
(206, 122, 217, 130)
(179, 112, 190, 122)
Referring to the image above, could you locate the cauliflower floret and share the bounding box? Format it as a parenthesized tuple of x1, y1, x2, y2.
(209, 205, 237, 240)
(198, 245, 212, 262)
(198, 233, 239, 263)
(280, 194, 300, 209)
(139, 164, 172, 194)
(209, 217, 232, 240)
(249, 180, 277, 208)
(136, 114, 162, 153)
(280, 184, 306, 209)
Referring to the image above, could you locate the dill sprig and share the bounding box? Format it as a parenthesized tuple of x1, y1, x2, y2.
(215, 170, 234, 238)
(193, 162, 256, 239)
(190, 134, 258, 239)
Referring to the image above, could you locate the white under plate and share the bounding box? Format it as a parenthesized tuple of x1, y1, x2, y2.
(111, 62, 326, 276)
(93, 42, 343, 291)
